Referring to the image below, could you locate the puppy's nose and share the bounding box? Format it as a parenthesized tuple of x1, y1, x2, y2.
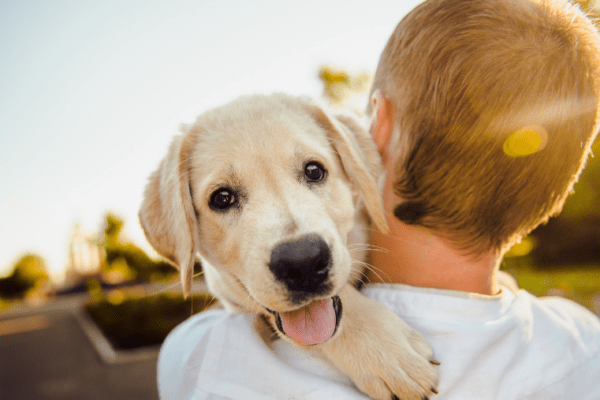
(269, 234, 332, 294)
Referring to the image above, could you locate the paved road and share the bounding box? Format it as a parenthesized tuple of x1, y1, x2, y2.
(0, 295, 162, 400)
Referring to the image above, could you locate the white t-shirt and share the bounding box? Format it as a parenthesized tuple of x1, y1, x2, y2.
(157, 283, 600, 400)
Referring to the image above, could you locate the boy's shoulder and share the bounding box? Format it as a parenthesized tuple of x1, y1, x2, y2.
(363, 284, 600, 399)
(530, 292, 600, 336)
(508, 292, 600, 399)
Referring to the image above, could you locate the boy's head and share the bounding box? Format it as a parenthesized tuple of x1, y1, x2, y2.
(368, 0, 600, 254)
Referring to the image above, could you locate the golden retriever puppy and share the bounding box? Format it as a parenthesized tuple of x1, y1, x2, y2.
(139, 93, 440, 400)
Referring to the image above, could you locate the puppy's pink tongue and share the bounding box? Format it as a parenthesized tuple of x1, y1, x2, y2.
(279, 298, 336, 345)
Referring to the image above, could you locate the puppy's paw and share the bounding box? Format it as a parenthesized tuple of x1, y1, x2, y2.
(346, 317, 439, 400)
(318, 286, 440, 400)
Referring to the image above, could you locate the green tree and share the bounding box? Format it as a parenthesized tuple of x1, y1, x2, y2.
(100, 212, 180, 283)
(319, 66, 371, 113)
(0, 254, 49, 299)
(103, 213, 123, 245)
(560, 139, 600, 218)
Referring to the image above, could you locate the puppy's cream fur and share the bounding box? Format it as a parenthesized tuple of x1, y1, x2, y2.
(140, 94, 439, 400)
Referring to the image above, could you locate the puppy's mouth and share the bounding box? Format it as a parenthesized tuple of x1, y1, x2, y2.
(267, 295, 342, 345)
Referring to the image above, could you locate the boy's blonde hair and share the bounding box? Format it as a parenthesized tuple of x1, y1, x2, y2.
(369, 0, 600, 254)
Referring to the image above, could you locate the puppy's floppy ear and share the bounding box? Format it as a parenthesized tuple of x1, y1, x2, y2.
(138, 132, 199, 297)
(304, 103, 389, 235)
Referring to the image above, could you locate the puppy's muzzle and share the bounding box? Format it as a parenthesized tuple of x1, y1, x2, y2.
(268, 233, 332, 301)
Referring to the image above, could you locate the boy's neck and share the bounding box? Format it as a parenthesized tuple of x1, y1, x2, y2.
(367, 221, 501, 295)
(366, 168, 501, 295)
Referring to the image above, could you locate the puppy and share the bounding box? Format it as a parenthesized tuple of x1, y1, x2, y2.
(139, 93, 439, 400)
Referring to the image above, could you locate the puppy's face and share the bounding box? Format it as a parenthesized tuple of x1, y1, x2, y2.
(188, 98, 357, 312)
(139, 94, 386, 344)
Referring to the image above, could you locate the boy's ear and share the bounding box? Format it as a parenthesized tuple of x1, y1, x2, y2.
(369, 89, 395, 155)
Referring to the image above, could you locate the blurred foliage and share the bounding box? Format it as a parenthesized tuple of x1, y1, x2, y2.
(103, 213, 123, 246)
(77, 214, 207, 349)
(560, 139, 600, 218)
(103, 241, 177, 283)
(0, 254, 49, 299)
(86, 278, 105, 299)
(99, 212, 194, 284)
(530, 215, 600, 267)
(574, 0, 599, 17)
(502, 256, 600, 314)
(526, 137, 600, 268)
(319, 66, 371, 113)
(85, 290, 215, 349)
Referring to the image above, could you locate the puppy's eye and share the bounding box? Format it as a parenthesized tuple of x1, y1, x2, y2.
(304, 161, 326, 183)
(209, 188, 237, 210)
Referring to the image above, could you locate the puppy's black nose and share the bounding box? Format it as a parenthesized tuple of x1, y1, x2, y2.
(269, 234, 332, 295)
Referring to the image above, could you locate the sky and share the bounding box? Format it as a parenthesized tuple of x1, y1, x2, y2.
(0, 0, 423, 283)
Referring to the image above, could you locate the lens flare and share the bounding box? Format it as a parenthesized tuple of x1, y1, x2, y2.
(503, 126, 548, 157)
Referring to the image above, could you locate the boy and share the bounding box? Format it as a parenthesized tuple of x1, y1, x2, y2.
(361, 0, 600, 397)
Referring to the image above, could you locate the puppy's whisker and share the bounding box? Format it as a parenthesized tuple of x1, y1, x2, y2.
(347, 242, 388, 250)
(348, 265, 365, 283)
(206, 270, 268, 315)
(146, 279, 183, 296)
(347, 243, 390, 254)
(348, 248, 387, 256)
(351, 258, 391, 284)
(146, 266, 208, 296)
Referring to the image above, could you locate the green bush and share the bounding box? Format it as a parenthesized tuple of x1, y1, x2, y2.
(99, 212, 201, 283)
(104, 242, 178, 281)
(85, 291, 215, 350)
